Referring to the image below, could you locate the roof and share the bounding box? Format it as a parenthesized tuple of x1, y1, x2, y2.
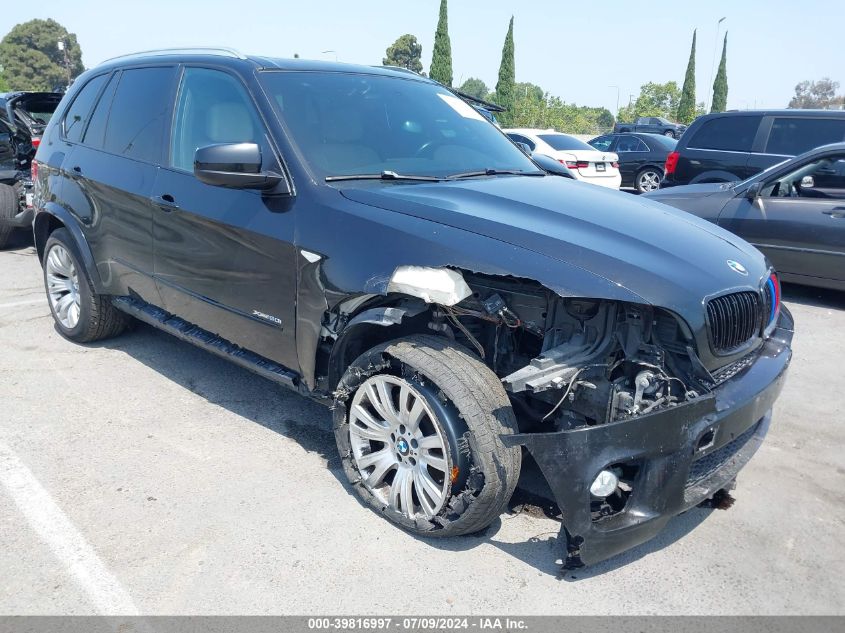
(93, 48, 435, 83)
(712, 109, 845, 117)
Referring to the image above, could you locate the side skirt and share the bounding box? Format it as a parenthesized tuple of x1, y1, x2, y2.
(112, 296, 300, 390)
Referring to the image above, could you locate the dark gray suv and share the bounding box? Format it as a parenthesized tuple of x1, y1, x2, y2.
(32, 48, 793, 569)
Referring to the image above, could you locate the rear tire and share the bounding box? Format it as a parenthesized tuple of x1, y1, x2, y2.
(334, 334, 521, 537)
(636, 168, 663, 193)
(43, 228, 129, 343)
(0, 184, 18, 249)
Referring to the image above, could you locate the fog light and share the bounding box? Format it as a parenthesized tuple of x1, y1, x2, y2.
(590, 469, 619, 497)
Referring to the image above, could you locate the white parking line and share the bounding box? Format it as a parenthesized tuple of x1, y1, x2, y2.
(0, 441, 139, 615)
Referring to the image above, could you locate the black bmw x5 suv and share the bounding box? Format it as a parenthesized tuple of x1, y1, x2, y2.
(32, 49, 793, 569)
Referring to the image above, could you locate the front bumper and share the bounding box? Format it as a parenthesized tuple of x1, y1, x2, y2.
(502, 307, 794, 568)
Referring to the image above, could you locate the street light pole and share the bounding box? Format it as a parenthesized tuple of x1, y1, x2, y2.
(609, 85, 620, 116)
(57, 40, 71, 89)
(707, 17, 726, 111)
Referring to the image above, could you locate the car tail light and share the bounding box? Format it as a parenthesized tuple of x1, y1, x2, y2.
(30, 160, 38, 180)
(665, 151, 679, 176)
(611, 162, 619, 169)
(31, 137, 41, 149)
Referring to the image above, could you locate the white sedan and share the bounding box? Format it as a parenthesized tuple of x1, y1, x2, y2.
(505, 128, 622, 189)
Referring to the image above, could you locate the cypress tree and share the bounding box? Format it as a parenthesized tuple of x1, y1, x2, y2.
(710, 33, 728, 113)
(495, 17, 516, 126)
(429, 0, 453, 86)
(677, 29, 697, 123)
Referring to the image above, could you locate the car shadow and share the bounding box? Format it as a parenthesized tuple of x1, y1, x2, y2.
(90, 322, 719, 579)
(781, 282, 845, 310)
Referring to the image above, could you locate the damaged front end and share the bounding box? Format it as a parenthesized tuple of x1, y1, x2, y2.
(439, 273, 794, 569)
(321, 266, 793, 568)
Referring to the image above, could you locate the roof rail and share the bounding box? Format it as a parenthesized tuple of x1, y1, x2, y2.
(101, 47, 247, 64)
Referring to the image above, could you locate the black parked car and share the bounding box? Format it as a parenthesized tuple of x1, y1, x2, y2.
(32, 49, 792, 569)
(647, 143, 845, 291)
(613, 116, 686, 138)
(662, 109, 845, 188)
(0, 91, 63, 246)
(589, 133, 677, 192)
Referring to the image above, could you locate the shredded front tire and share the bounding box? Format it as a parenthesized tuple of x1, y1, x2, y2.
(333, 334, 521, 537)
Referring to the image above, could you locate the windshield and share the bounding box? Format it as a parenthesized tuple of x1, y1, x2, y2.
(537, 134, 594, 151)
(258, 71, 537, 179)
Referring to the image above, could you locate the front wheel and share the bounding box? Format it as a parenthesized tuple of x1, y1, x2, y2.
(664, 130, 677, 138)
(333, 334, 521, 537)
(636, 168, 663, 193)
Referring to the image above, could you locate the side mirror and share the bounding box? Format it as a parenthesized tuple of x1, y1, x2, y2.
(745, 181, 763, 200)
(800, 175, 815, 189)
(194, 143, 287, 192)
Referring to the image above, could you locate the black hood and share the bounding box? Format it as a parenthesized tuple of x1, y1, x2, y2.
(340, 176, 769, 311)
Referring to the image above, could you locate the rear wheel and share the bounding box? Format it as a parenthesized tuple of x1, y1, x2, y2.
(43, 228, 129, 343)
(334, 334, 521, 537)
(636, 168, 663, 193)
(0, 184, 18, 248)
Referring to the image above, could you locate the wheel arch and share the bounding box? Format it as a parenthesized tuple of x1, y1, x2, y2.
(689, 170, 741, 184)
(34, 205, 105, 292)
(326, 300, 433, 392)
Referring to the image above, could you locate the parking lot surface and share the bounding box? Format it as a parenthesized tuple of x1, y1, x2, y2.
(1, 232, 843, 615)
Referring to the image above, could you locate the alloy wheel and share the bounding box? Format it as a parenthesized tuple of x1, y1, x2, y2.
(348, 375, 451, 520)
(45, 244, 81, 330)
(638, 170, 662, 192)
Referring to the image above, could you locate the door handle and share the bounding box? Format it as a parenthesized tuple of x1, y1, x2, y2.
(151, 194, 179, 212)
(69, 165, 82, 178)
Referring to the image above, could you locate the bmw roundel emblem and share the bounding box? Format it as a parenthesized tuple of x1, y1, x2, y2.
(726, 259, 748, 276)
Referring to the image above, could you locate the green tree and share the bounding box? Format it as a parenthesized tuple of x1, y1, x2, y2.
(0, 71, 9, 92)
(0, 19, 84, 91)
(494, 17, 516, 127)
(710, 33, 728, 113)
(788, 77, 845, 109)
(429, 0, 452, 86)
(677, 29, 697, 124)
(383, 34, 423, 73)
(617, 81, 682, 122)
(458, 77, 488, 100)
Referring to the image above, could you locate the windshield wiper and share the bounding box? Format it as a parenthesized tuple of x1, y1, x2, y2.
(325, 170, 443, 182)
(447, 168, 545, 179)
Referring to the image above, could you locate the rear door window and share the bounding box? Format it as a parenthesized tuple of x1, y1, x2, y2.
(63, 73, 109, 143)
(688, 116, 761, 152)
(766, 117, 845, 155)
(102, 66, 177, 163)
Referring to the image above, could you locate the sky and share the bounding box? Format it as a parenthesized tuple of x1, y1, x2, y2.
(2, 0, 844, 115)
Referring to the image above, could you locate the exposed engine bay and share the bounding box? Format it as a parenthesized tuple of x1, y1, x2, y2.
(423, 273, 710, 432)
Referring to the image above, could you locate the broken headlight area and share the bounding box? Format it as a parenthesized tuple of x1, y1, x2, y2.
(430, 274, 712, 432)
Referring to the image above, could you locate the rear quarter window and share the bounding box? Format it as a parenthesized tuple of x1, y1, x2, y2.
(766, 117, 845, 155)
(63, 74, 109, 143)
(687, 116, 760, 152)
